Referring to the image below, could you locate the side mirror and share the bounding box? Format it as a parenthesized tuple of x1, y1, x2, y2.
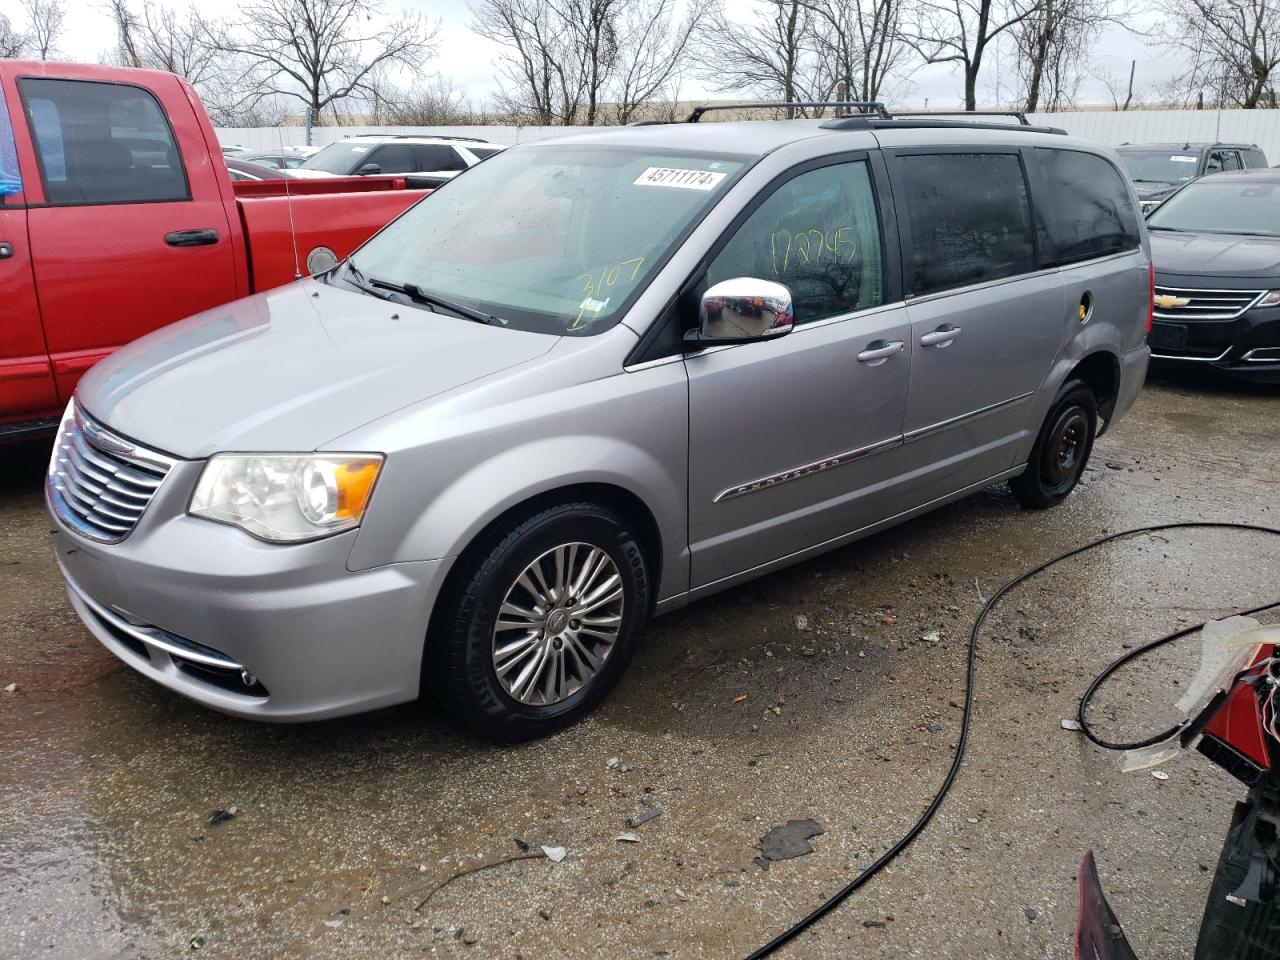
(686, 277, 794, 347)
(356, 163, 381, 176)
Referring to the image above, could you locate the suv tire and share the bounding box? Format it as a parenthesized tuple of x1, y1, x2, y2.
(1010, 379, 1098, 509)
(425, 502, 651, 741)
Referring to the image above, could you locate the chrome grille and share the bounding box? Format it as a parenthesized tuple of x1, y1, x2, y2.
(47, 403, 174, 543)
(1153, 285, 1264, 321)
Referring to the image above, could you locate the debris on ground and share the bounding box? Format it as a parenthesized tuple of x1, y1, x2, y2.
(206, 807, 237, 828)
(380, 895, 391, 906)
(3, 683, 16, 693)
(1025, 908, 1038, 921)
(755, 819, 825, 869)
(542, 845, 567, 862)
(415, 850, 554, 910)
(628, 806, 663, 828)
(538, 909, 551, 921)
(615, 832, 641, 843)
(190, 935, 206, 949)
(795, 614, 810, 631)
(922, 630, 941, 643)
(1151, 770, 1170, 781)
(1060, 718, 1083, 731)
(733, 693, 748, 704)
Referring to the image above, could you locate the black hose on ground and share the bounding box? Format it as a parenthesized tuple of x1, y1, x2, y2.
(746, 521, 1280, 959)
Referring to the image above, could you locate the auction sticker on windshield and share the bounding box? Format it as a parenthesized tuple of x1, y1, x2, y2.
(634, 167, 727, 190)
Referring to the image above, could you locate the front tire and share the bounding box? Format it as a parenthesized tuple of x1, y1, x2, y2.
(425, 502, 651, 741)
(1010, 379, 1098, 509)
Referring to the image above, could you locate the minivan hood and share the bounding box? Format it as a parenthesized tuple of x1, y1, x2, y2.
(1150, 230, 1280, 279)
(77, 280, 558, 459)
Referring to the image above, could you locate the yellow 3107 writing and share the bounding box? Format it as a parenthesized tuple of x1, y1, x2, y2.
(570, 256, 646, 329)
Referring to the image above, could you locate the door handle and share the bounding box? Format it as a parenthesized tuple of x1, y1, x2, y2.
(164, 228, 220, 247)
(856, 339, 904, 364)
(920, 324, 962, 347)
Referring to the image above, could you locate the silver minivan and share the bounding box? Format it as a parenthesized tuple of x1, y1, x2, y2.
(47, 117, 1152, 739)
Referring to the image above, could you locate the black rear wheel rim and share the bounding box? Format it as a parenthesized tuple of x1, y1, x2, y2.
(1042, 405, 1089, 493)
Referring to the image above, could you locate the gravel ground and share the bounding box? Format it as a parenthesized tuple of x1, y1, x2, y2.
(2, 366, 1278, 960)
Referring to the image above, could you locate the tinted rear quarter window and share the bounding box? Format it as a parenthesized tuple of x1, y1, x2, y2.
(18, 77, 188, 205)
(418, 144, 467, 171)
(897, 152, 1034, 296)
(1034, 149, 1141, 265)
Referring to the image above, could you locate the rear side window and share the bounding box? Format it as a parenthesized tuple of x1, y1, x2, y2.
(468, 146, 501, 160)
(706, 160, 884, 324)
(1034, 149, 1141, 266)
(0, 84, 20, 198)
(897, 153, 1034, 296)
(18, 78, 188, 205)
(367, 143, 418, 174)
(1244, 149, 1268, 169)
(417, 144, 467, 171)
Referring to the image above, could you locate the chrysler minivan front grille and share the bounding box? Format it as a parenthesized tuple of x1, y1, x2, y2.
(1153, 286, 1265, 321)
(47, 403, 174, 543)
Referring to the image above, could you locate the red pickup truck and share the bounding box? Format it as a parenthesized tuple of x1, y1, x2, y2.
(0, 61, 428, 437)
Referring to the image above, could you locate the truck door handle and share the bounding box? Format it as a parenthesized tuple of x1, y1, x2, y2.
(920, 324, 962, 347)
(164, 229, 220, 247)
(856, 340, 904, 364)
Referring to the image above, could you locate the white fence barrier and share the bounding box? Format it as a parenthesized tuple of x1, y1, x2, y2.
(217, 110, 1280, 163)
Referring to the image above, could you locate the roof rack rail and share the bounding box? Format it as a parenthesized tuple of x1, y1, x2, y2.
(347, 133, 490, 143)
(886, 109, 1031, 125)
(686, 101, 889, 122)
(820, 116, 1066, 136)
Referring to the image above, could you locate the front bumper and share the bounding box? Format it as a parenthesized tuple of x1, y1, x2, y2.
(47, 458, 450, 722)
(1149, 276, 1280, 377)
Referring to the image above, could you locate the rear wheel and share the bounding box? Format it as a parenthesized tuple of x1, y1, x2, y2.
(425, 502, 651, 741)
(1010, 379, 1098, 509)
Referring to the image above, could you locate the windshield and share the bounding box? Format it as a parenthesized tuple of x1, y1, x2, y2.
(299, 142, 373, 175)
(1147, 179, 1280, 236)
(340, 144, 748, 335)
(1118, 150, 1200, 185)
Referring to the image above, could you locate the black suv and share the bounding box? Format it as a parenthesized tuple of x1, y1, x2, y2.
(1146, 168, 1280, 380)
(1116, 142, 1268, 215)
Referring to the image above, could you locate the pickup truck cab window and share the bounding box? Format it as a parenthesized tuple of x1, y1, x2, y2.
(18, 77, 189, 205)
(706, 160, 884, 325)
(0, 83, 19, 198)
(897, 152, 1034, 296)
(341, 144, 747, 335)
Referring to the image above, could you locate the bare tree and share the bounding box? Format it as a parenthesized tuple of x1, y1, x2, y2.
(803, 0, 910, 103)
(903, 0, 1044, 111)
(473, 0, 578, 123)
(1011, 0, 1125, 111)
(106, 0, 143, 67)
(0, 14, 27, 59)
(210, 0, 440, 126)
(611, 0, 708, 124)
(698, 0, 820, 117)
(22, 0, 64, 60)
(1159, 0, 1280, 108)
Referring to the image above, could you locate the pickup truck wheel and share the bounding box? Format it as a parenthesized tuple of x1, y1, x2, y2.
(1011, 379, 1098, 509)
(425, 503, 650, 741)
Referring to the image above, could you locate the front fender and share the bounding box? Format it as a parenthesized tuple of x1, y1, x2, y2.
(344, 358, 690, 603)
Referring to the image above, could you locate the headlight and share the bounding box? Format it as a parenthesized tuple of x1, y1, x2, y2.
(1256, 290, 1280, 308)
(189, 454, 383, 543)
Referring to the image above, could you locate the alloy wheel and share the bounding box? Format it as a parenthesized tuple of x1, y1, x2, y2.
(491, 542, 625, 705)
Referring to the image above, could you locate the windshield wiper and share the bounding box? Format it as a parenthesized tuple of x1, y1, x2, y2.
(343, 260, 503, 325)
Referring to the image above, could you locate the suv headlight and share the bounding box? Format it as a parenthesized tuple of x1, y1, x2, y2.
(189, 454, 383, 543)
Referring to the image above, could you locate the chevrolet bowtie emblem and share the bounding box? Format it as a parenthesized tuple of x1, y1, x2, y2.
(1153, 294, 1190, 309)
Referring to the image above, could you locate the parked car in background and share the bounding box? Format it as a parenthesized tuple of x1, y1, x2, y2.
(1116, 142, 1268, 215)
(0, 60, 431, 438)
(293, 135, 505, 186)
(244, 153, 307, 170)
(1146, 168, 1280, 380)
(47, 114, 1151, 738)
(224, 157, 292, 181)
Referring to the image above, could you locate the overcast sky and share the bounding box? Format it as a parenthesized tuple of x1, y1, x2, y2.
(37, 0, 1178, 112)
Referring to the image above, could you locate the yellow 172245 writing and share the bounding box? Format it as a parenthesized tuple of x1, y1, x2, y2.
(770, 227, 858, 275)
